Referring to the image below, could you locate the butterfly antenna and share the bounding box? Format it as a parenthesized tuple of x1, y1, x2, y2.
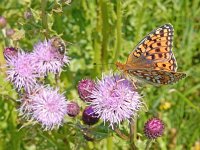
(65, 41, 73, 45)
(93, 63, 115, 66)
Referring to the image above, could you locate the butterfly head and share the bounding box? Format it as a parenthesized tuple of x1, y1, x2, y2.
(115, 61, 126, 71)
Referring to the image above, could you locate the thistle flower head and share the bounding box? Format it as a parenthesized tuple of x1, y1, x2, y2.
(77, 79, 96, 102)
(3, 47, 18, 61)
(144, 118, 165, 139)
(0, 16, 6, 28)
(6, 52, 39, 93)
(6, 28, 15, 38)
(82, 106, 99, 125)
(30, 86, 68, 130)
(67, 101, 80, 117)
(24, 10, 33, 20)
(32, 39, 69, 76)
(90, 73, 142, 128)
(18, 87, 41, 119)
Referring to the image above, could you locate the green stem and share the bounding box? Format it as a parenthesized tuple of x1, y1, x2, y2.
(174, 90, 200, 112)
(107, 136, 113, 150)
(114, 0, 122, 62)
(93, 1, 101, 76)
(2, 95, 17, 103)
(130, 119, 137, 150)
(134, 117, 137, 142)
(41, 0, 49, 38)
(114, 127, 129, 141)
(55, 74, 59, 86)
(100, 0, 109, 71)
(145, 139, 153, 150)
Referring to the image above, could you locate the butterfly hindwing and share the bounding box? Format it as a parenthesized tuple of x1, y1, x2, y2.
(128, 69, 186, 85)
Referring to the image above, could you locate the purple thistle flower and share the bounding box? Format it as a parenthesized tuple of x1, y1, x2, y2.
(90, 73, 142, 128)
(144, 118, 165, 139)
(6, 28, 15, 38)
(19, 94, 33, 118)
(32, 39, 69, 76)
(18, 88, 41, 119)
(67, 101, 80, 117)
(6, 52, 39, 93)
(3, 47, 18, 61)
(77, 79, 96, 102)
(30, 86, 68, 130)
(24, 10, 33, 20)
(82, 106, 99, 125)
(0, 16, 6, 28)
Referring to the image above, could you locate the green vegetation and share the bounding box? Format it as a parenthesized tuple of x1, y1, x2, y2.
(0, 0, 200, 149)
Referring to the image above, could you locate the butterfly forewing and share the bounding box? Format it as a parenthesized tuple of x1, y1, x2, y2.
(126, 24, 175, 71)
(154, 53, 177, 71)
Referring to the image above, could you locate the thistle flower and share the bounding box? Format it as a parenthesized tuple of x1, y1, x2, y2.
(6, 52, 39, 93)
(18, 87, 41, 119)
(144, 118, 165, 139)
(6, 28, 15, 38)
(90, 73, 142, 128)
(77, 79, 96, 102)
(30, 86, 68, 130)
(0, 16, 6, 28)
(67, 101, 80, 117)
(32, 39, 69, 76)
(3, 47, 18, 61)
(82, 106, 99, 125)
(24, 10, 33, 20)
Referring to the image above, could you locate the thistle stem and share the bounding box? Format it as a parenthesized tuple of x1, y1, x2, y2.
(114, 0, 122, 62)
(55, 74, 59, 86)
(114, 127, 129, 141)
(100, 0, 109, 71)
(107, 136, 113, 150)
(41, 0, 49, 38)
(145, 139, 153, 150)
(130, 118, 137, 150)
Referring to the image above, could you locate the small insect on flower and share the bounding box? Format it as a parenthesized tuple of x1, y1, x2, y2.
(51, 36, 66, 55)
(32, 39, 70, 75)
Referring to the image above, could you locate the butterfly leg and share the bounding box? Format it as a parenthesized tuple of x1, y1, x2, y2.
(124, 72, 138, 89)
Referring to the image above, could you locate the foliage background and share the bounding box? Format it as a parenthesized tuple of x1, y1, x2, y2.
(0, 0, 200, 149)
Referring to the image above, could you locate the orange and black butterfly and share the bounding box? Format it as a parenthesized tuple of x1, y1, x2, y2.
(116, 23, 186, 85)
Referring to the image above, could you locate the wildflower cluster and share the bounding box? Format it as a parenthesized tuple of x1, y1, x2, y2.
(4, 39, 165, 140)
(77, 74, 165, 140)
(77, 74, 142, 128)
(4, 38, 77, 130)
(2, 15, 165, 143)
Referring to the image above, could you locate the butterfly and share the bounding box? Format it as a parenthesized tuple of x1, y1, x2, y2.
(116, 23, 186, 85)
